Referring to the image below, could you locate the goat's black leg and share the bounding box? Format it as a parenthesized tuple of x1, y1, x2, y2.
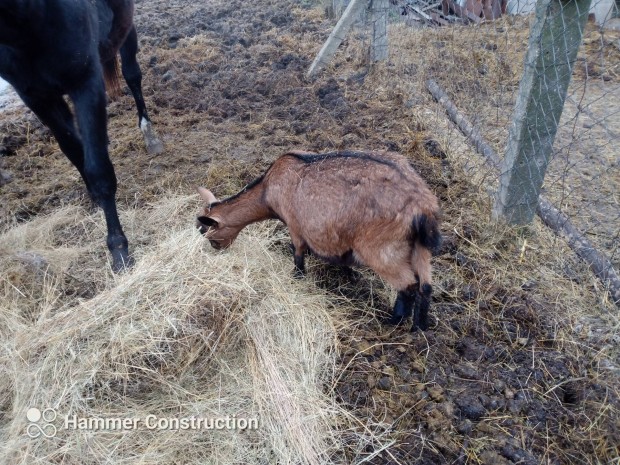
(340, 266, 360, 283)
(17, 94, 89, 188)
(289, 239, 307, 278)
(120, 26, 163, 155)
(293, 249, 306, 279)
(389, 284, 415, 326)
(69, 72, 131, 272)
(411, 283, 432, 331)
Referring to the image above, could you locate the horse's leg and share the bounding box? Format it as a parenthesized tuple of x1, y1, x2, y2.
(99, 0, 135, 63)
(119, 25, 163, 155)
(69, 72, 132, 272)
(17, 93, 89, 187)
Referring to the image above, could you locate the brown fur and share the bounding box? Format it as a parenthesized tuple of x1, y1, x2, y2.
(100, 0, 135, 98)
(102, 57, 122, 98)
(197, 151, 441, 298)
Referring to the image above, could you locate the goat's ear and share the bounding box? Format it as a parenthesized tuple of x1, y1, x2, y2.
(197, 187, 218, 204)
(197, 216, 220, 228)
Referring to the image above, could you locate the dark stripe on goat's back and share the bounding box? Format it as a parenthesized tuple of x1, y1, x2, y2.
(215, 150, 410, 206)
(286, 150, 400, 171)
(212, 173, 266, 206)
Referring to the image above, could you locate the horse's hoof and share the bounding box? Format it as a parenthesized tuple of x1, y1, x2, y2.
(146, 138, 164, 155)
(111, 251, 134, 273)
(140, 119, 164, 155)
(0, 169, 13, 186)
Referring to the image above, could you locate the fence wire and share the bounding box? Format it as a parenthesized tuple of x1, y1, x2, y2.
(322, 0, 619, 271)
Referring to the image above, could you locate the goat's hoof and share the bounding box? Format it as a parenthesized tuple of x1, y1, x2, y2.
(386, 314, 406, 326)
(293, 269, 305, 279)
(341, 267, 361, 283)
(410, 322, 429, 332)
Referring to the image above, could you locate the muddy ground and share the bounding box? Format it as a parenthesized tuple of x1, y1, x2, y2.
(1, 0, 619, 463)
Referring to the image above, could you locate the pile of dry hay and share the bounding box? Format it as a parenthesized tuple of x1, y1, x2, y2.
(0, 195, 357, 465)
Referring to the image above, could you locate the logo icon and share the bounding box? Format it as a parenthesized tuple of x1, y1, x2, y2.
(26, 407, 57, 438)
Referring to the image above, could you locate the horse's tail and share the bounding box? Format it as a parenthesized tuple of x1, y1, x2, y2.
(102, 56, 122, 99)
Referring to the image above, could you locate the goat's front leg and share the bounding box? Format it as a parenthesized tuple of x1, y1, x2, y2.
(293, 253, 305, 278)
(290, 235, 308, 279)
(70, 70, 132, 272)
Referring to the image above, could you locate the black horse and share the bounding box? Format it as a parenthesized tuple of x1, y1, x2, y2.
(0, 0, 162, 271)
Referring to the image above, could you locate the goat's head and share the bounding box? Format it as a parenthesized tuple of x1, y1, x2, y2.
(196, 187, 240, 249)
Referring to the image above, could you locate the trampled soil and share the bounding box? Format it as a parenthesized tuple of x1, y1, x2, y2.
(1, 0, 618, 463)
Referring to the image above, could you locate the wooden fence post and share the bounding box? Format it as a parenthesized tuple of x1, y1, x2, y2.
(307, 0, 368, 79)
(492, 0, 593, 224)
(370, 0, 389, 62)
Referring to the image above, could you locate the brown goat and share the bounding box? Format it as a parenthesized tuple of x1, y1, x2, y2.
(196, 150, 441, 331)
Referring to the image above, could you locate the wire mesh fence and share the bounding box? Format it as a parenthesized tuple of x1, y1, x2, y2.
(314, 0, 620, 298)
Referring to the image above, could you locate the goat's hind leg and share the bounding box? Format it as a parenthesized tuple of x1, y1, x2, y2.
(389, 285, 415, 326)
(410, 244, 433, 331)
(120, 26, 163, 155)
(412, 282, 432, 331)
(390, 281, 432, 330)
(356, 246, 416, 326)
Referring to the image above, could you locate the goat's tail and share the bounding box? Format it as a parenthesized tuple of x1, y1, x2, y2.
(411, 213, 442, 252)
(102, 57, 122, 99)
(409, 212, 441, 288)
